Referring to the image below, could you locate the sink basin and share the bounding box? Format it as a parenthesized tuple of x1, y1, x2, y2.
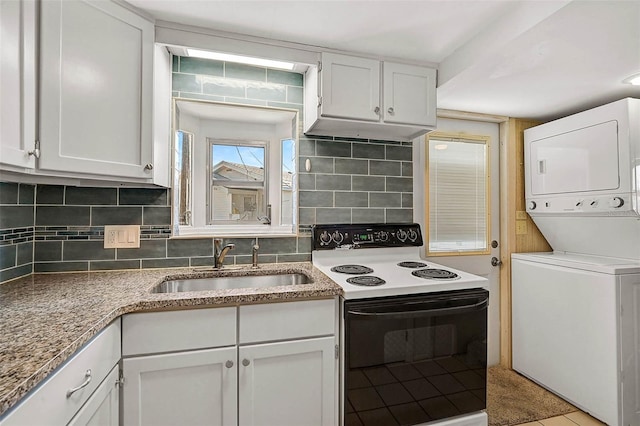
(152, 272, 311, 293)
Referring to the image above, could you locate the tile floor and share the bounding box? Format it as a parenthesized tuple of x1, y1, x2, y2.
(516, 410, 605, 426)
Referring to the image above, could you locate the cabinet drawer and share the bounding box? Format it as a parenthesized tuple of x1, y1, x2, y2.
(239, 299, 336, 344)
(0, 321, 121, 426)
(122, 307, 236, 356)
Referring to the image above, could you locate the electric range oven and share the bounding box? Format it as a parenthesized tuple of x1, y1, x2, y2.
(312, 223, 489, 426)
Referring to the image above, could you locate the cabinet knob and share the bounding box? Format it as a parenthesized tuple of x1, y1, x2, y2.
(225, 360, 234, 368)
(242, 359, 251, 367)
(387, 107, 394, 114)
(374, 106, 380, 114)
(144, 163, 153, 171)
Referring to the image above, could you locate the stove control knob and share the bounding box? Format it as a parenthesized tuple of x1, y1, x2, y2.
(332, 231, 344, 245)
(319, 231, 332, 246)
(397, 229, 408, 242)
(528, 201, 536, 210)
(609, 197, 624, 208)
(408, 229, 418, 241)
(377, 231, 389, 242)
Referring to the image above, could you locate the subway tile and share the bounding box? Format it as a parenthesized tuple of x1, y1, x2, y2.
(287, 86, 303, 104)
(37, 206, 89, 226)
(334, 136, 369, 143)
(0, 206, 33, 230)
(179, 57, 224, 76)
(277, 253, 311, 262)
(386, 145, 412, 161)
(246, 84, 286, 102)
(18, 184, 35, 204)
(299, 157, 333, 174)
(386, 208, 413, 223)
(202, 79, 245, 97)
(35, 241, 62, 261)
(237, 254, 276, 264)
(36, 185, 64, 204)
(16, 242, 33, 265)
(352, 208, 385, 223)
(297, 236, 312, 253)
(90, 260, 141, 271)
(0, 264, 32, 283)
(223, 97, 267, 106)
(352, 176, 385, 192)
(266, 102, 302, 114)
(300, 191, 333, 207)
(370, 139, 402, 145)
(0, 183, 18, 204)
(298, 174, 316, 190)
(299, 139, 316, 156)
(34, 262, 88, 273)
(225, 63, 266, 82)
(117, 239, 166, 260)
(402, 193, 414, 208)
(387, 177, 413, 192)
(119, 188, 168, 206)
(335, 159, 368, 175)
(402, 161, 413, 177)
(179, 92, 225, 102)
(143, 258, 190, 269)
(189, 256, 216, 267)
(353, 143, 385, 159)
(298, 208, 316, 225)
(92, 207, 142, 226)
(143, 207, 171, 225)
(369, 160, 401, 176)
(258, 237, 297, 254)
(316, 208, 351, 224)
(335, 192, 369, 207)
(316, 140, 351, 158)
(225, 238, 256, 256)
(316, 174, 351, 191)
(172, 73, 201, 93)
(65, 187, 117, 205)
(0, 244, 16, 269)
(370, 193, 402, 207)
(167, 238, 213, 257)
(267, 69, 303, 86)
(63, 240, 115, 261)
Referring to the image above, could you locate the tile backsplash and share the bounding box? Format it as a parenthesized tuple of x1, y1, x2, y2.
(0, 56, 413, 283)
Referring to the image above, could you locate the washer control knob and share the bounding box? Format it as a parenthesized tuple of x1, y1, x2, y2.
(528, 201, 537, 210)
(610, 197, 624, 208)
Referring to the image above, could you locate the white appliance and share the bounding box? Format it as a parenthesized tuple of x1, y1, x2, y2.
(513, 97, 640, 426)
(312, 223, 489, 426)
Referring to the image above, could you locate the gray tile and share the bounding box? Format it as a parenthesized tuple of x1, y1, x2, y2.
(352, 176, 385, 191)
(36, 206, 88, 226)
(36, 185, 64, 204)
(386, 209, 413, 223)
(316, 140, 351, 157)
(34, 262, 88, 273)
(0, 183, 18, 204)
(352, 208, 385, 223)
(225, 63, 266, 82)
(258, 237, 297, 254)
(266, 102, 302, 114)
(66, 187, 117, 205)
(299, 157, 333, 174)
(63, 241, 115, 261)
(167, 238, 213, 257)
(387, 177, 413, 192)
(298, 208, 316, 225)
(143, 258, 190, 269)
(143, 207, 171, 225)
(353, 143, 385, 159)
(277, 253, 311, 262)
(202, 79, 245, 97)
(0, 206, 34, 228)
(0, 264, 32, 283)
(179, 57, 223, 76)
(117, 239, 166, 259)
(236, 254, 276, 264)
(0, 245, 16, 269)
(172, 55, 179, 72)
(300, 191, 333, 207)
(35, 241, 62, 261)
(402, 161, 413, 177)
(16, 242, 33, 265)
(18, 184, 35, 204)
(189, 256, 216, 267)
(299, 139, 316, 156)
(297, 236, 312, 253)
(90, 260, 141, 271)
(335, 192, 368, 207)
(246, 84, 286, 102)
(335, 159, 368, 175)
(369, 160, 402, 176)
(316, 208, 351, 224)
(92, 207, 142, 226)
(267, 69, 303, 86)
(172, 73, 201, 93)
(298, 174, 315, 190)
(370, 193, 402, 208)
(402, 193, 414, 208)
(179, 93, 225, 102)
(225, 238, 256, 256)
(316, 175, 351, 191)
(287, 86, 303, 104)
(223, 97, 267, 106)
(119, 188, 168, 206)
(386, 145, 413, 161)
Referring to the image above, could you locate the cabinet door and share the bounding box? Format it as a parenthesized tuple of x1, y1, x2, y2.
(320, 52, 380, 122)
(0, 0, 36, 169)
(122, 347, 237, 426)
(239, 337, 336, 426)
(39, 0, 154, 179)
(67, 365, 119, 426)
(383, 62, 436, 126)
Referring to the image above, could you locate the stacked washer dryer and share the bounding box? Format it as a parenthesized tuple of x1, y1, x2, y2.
(512, 98, 640, 426)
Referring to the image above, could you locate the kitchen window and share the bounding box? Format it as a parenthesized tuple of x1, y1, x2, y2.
(426, 133, 490, 255)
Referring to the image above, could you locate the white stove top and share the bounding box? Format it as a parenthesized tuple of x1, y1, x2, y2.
(313, 247, 488, 299)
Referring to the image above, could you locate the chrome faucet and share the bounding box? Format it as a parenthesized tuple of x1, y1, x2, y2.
(214, 239, 235, 269)
(252, 241, 260, 268)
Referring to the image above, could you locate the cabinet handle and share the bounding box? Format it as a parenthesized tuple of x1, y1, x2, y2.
(144, 163, 153, 171)
(374, 106, 380, 114)
(242, 359, 251, 367)
(66, 369, 92, 398)
(387, 107, 394, 114)
(225, 360, 234, 368)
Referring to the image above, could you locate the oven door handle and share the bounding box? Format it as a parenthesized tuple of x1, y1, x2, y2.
(347, 298, 488, 318)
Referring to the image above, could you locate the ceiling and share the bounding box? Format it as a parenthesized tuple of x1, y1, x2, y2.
(129, 0, 640, 122)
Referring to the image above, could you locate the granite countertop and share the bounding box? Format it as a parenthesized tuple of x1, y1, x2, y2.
(0, 262, 342, 417)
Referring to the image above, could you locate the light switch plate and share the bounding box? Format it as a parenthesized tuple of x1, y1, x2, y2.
(104, 225, 140, 248)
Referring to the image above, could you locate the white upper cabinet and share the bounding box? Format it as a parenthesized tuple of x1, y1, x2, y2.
(39, 0, 155, 180)
(0, 0, 37, 170)
(305, 52, 436, 141)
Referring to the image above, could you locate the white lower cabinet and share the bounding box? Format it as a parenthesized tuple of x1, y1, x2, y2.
(67, 365, 119, 426)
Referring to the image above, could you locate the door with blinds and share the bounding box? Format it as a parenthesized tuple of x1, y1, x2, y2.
(421, 118, 500, 366)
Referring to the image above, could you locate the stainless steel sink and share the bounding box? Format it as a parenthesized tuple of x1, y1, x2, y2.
(151, 272, 311, 293)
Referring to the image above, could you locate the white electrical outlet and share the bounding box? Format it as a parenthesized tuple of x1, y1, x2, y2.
(104, 225, 140, 248)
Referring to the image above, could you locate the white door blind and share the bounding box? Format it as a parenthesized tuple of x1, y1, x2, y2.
(428, 137, 489, 254)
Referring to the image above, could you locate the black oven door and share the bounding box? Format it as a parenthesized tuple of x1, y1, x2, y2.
(344, 288, 488, 426)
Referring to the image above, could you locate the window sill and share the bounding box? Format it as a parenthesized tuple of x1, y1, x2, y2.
(172, 225, 298, 238)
